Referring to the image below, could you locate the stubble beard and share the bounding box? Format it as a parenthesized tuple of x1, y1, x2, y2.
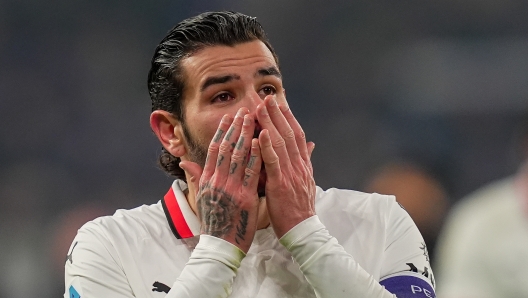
(181, 122, 208, 170)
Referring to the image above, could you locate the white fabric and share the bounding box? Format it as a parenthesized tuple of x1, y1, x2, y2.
(65, 181, 434, 297)
(435, 176, 528, 298)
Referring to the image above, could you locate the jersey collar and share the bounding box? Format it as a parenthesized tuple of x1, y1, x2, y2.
(162, 180, 201, 239)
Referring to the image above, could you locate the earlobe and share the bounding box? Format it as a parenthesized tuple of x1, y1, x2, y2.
(150, 110, 186, 157)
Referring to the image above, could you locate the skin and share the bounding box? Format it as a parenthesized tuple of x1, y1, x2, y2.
(150, 40, 316, 253)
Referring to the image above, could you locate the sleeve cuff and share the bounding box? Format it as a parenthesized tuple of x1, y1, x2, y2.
(279, 215, 324, 250)
(193, 235, 246, 270)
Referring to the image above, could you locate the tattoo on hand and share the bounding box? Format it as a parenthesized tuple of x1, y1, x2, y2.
(236, 136, 244, 150)
(213, 129, 224, 142)
(217, 155, 224, 167)
(235, 210, 249, 244)
(243, 174, 250, 186)
(198, 185, 236, 237)
(242, 148, 249, 166)
(247, 155, 256, 168)
(230, 162, 238, 174)
(225, 127, 234, 141)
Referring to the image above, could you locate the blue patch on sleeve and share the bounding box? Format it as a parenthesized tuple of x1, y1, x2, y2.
(380, 274, 435, 297)
(69, 285, 81, 298)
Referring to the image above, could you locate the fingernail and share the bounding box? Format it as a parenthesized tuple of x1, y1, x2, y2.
(260, 105, 268, 116)
(243, 114, 251, 125)
(269, 98, 277, 106)
(236, 108, 245, 118)
(221, 114, 229, 123)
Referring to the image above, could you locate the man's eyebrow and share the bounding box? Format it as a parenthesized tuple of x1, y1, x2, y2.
(200, 74, 241, 92)
(255, 67, 282, 79)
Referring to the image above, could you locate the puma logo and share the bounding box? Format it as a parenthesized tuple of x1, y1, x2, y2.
(66, 242, 78, 264)
(152, 281, 171, 294)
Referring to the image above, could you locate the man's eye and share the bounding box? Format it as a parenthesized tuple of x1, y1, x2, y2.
(212, 93, 234, 103)
(258, 86, 276, 99)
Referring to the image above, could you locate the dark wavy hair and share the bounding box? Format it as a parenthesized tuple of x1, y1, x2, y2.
(147, 11, 279, 180)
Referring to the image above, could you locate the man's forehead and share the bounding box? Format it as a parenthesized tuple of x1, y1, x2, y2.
(181, 41, 278, 78)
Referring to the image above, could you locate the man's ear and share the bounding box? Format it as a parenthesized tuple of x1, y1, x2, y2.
(150, 110, 186, 157)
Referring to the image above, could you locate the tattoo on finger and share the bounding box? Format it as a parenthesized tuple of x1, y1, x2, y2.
(217, 155, 225, 167)
(242, 148, 249, 166)
(243, 174, 250, 186)
(236, 136, 244, 150)
(225, 127, 235, 141)
(229, 163, 238, 174)
(213, 129, 224, 143)
(247, 155, 256, 168)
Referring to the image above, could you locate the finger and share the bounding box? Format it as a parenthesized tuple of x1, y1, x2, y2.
(307, 141, 315, 158)
(228, 114, 255, 180)
(179, 160, 202, 194)
(256, 100, 290, 169)
(202, 114, 232, 180)
(279, 103, 309, 162)
(306, 141, 315, 175)
(259, 129, 281, 180)
(216, 108, 248, 176)
(243, 138, 263, 191)
(264, 97, 302, 162)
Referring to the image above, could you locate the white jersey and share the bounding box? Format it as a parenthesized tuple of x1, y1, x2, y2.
(65, 180, 435, 297)
(435, 176, 528, 298)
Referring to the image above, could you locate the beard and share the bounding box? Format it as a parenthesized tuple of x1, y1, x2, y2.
(181, 122, 266, 197)
(181, 122, 208, 169)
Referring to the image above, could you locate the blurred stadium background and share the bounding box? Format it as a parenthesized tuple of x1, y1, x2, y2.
(1, 0, 527, 296)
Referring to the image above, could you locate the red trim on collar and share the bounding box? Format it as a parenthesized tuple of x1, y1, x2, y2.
(163, 186, 193, 239)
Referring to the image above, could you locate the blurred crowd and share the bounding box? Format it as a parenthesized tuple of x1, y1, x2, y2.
(1, 1, 528, 297)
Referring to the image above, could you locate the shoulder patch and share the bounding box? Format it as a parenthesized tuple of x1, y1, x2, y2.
(69, 285, 81, 298)
(66, 276, 83, 298)
(380, 272, 435, 297)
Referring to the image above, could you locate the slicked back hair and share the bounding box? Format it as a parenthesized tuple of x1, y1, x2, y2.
(148, 11, 278, 179)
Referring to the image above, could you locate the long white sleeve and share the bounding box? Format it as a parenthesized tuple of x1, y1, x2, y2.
(166, 235, 245, 297)
(280, 215, 396, 298)
(65, 190, 435, 297)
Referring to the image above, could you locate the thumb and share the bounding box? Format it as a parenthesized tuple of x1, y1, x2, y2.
(307, 142, 315, 158)
(179, 160, 203, 193)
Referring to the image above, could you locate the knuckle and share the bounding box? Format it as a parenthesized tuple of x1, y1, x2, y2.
(218, 141, 231, 153)
(271, 158, 280, 165)
(231, 151, 245, 162)
(270, 107, 281, 115)
(207, 145, 218, 155)
(266, 155, 280, 165)
(208, 141, 220, 151)
(297, 130, 306, 142)
(284, 129, 295, 140)
(245, 166, 258, 176)
(272, 137, 286, 148)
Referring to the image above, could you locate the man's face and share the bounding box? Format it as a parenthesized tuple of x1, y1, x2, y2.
(178, 40, 286, 179)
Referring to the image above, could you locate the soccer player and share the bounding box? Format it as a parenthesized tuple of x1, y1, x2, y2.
(64, 11, 436, 297)
(435, 112, 528, 297)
